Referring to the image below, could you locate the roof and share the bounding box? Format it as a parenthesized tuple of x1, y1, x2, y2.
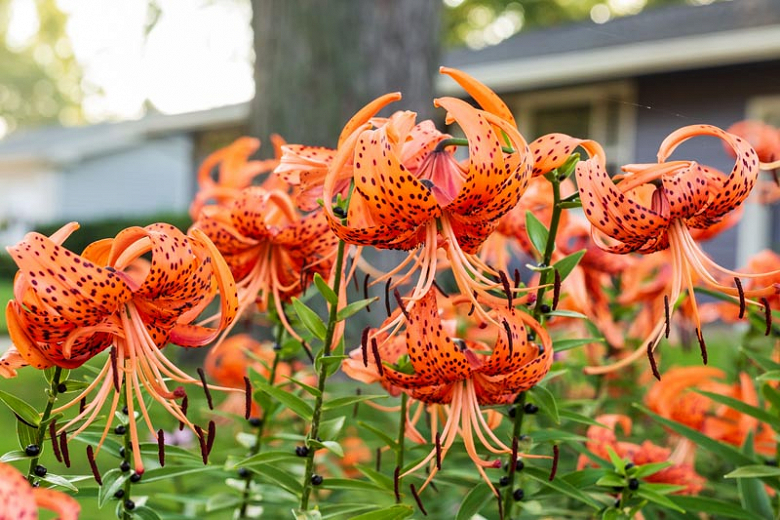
(440, 0, 780, 94)
(0, 102, 249, 168)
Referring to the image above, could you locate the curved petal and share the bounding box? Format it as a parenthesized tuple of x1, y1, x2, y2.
(439, 66, 517, 128)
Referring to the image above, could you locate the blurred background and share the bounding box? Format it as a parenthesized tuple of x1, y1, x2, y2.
(0, 0, 778, 334)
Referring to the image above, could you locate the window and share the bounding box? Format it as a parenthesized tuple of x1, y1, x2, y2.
(508, 81, 637, 176)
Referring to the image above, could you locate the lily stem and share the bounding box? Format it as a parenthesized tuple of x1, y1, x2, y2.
(533, 174, 564, 320)
(27, 366, 63, 484)
(119, 387, 133, 520)
(299, 238, 347, 512)
(395, 392, 408, 503)
(501, 392, 527, 518)
(238, 325, 284, 519)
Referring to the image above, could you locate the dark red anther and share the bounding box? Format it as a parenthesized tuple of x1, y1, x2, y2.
(664, 295, 671, 338)
(179, 395, 189, 431)
(647, 342, 661, 381)
(87, 445, 102, 485)
(499, 270, 513, 307)
(195, 425, 208, 464)
(549, 445, 559, 481)
(371, 338, 384, 377)
(110, 346, 120, 392)
(394, 288, 410, 320)
(376, 447, 382, 472)
(363, 274, 371, 312)
(410, 483, 428, 516)
(762, 297, 772, 336)
(384, 278, 393, 317)
(735, 277, 746, 319)
(502, 319, 514, 357)
(696, 328, 708, 365)
(552, 269, 561, 311)
(514, 268, 521, 290)
(243, 376, 252, 420)
(157, 429, 165, 467)
(361, 327, 370, 367)
(435, 432, 442, 470)
(49, 420, 62, 463)
(207, 420, 216, 455)
(468, 290, 477, 316)
(196, 368, 214, 410)
(59, 431, 70, 468)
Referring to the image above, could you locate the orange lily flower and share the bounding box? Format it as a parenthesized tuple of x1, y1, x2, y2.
(319, 67, 533, 322)
(190, 182, 339, 342)
(360, 287, 552, 495)
(725, 120, 780, 170)
(0, 461, 80, 520)
(1, 222, 238, 473)
(189, 135, 286, 219)
(580, 414, 704, 495)
(547, 125, 778, 374)
(646, 366, 775, 456)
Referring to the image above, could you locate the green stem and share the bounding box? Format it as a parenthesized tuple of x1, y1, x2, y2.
(119, 388, 133, 520)
(501, 392, 527, 518)
(299, 238, 347, 511)
(27, 366, 63, 484)
(395, 393, 408, 503)
(533, 176, 563, 320)
(238, 326, 284, 519)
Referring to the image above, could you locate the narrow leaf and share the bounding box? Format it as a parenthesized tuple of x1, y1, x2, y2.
(336, 297, 378, 322)
(529, 385, 559, 424)
(291, 298, 327, 341)
(455, 483, 493, 520)
(313, 273, 338, 306)
(255, 378, 313, 422)
(552, 250, 585, 282)
(0, 390, 40, 427)
(525, 211, 549, 258)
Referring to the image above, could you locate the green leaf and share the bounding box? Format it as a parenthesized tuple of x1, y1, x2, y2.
(524, 466, 601, 509)
(322, 394, 387, 411)
(637, 405, 755, 467)
(309, 439, 343, 457)
(348, 505, 413, 520)
(291, 297, 327, 341)
(558, 409, 605, 427)
(529, 385, 559, 424)
(671, 496, 768, 520)
(16, 419, 37, 451)
(255, 378, 313, 422)
(726, 465, 780, 478)
(0, 450, 30, 463)
(554, 337, 604, 352)
(631, 461, 672, 478)
(355, 465, 394, 490)
(595, 473, 625, 488)
(358, 421, 397, 449)
(336, 297, 378, 322)
(635, 486, 685, 513)
(605, 445, 626, 474)
(319, 416, 346, 441)
(525, 211, 549, 258)
(455, 483, 493, 520)
(762, 383, 780, 411)
(0, 390, 41, 427)
(250, 465, 302, 496)
(39, 472, 78, 492)
(552, 250, 585, 282)
(238, 450, 300, 468)
(131, 507, 163, 520)
(322, 478, 388, 492)
(757, 370, 780, 381)
(737, 432, 774, 520)
(98, 469, 130, 508)
(57, 380, 91, 393)
(696, 390, 780, 430)
(313, 273, 338, 306)
(284, 375, 321, 397)
(138, 465, 222, 483)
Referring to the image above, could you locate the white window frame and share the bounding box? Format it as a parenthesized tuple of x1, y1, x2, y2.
(510, 81, 637, 169)
(735, 95, 780, 267)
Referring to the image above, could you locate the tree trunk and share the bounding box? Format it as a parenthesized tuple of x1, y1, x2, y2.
(250, 0, 440, 154)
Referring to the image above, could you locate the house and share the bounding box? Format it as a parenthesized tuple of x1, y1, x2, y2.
(0, 103, 249, 245)
(1, 0, 777, 267)
(440, 0, 780, 268)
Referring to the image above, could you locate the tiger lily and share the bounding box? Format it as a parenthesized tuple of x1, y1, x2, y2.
(725, 120, 780, 170)
(189, 135, 286, 219)
(360, 287, 552, 495)
(579, 414, 704, 495)
(190, 181, 339, 342)
(319, 67, 533, 323)
(646, 366, 775, 456)
(543, 125, 777, 375)
(1, 222, 238, 473)
(0, 461, 80, 520)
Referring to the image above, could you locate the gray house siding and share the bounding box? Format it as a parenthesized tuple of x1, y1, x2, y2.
(55, 134, 194, 224)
